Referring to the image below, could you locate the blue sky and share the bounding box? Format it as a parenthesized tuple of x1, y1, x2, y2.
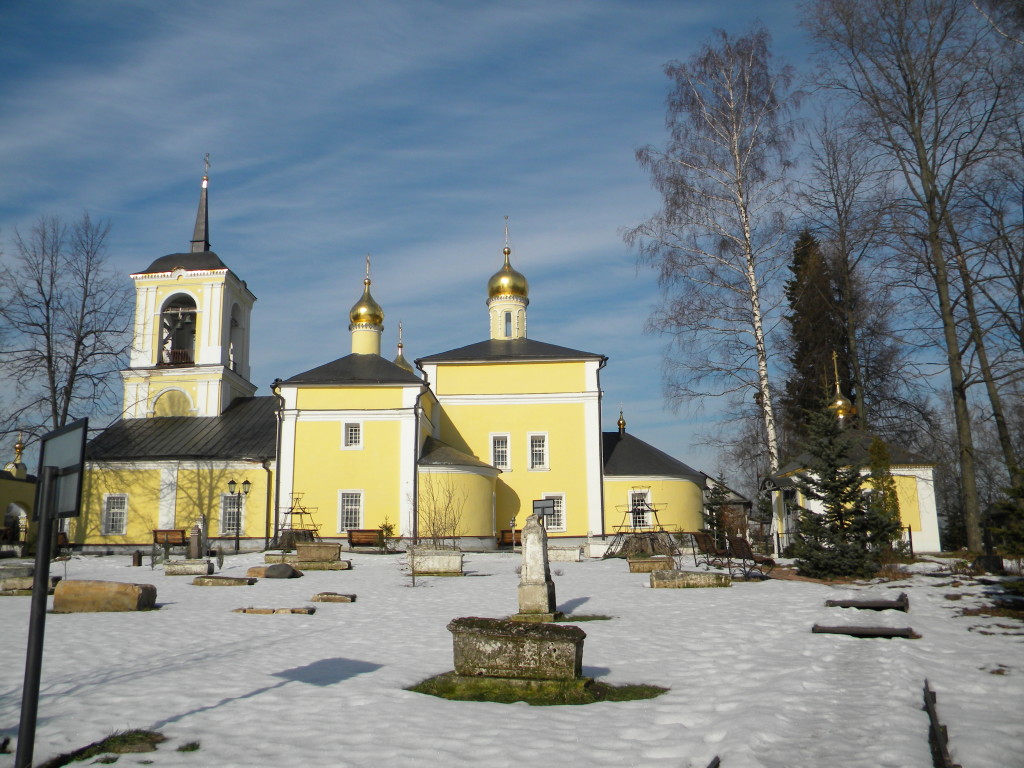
(0, 0, 810, 476)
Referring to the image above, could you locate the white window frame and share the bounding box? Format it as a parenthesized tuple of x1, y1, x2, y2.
(101, 493, 128, 536)
(220, 493, 245, 535)
(630, 489, 652, 529)
(490, 432, 511, 471)
(527, 432, 549, 471)
(338, 489, 363, 532)
(342, 421, 363, 450)
(541, 493, 566, 532)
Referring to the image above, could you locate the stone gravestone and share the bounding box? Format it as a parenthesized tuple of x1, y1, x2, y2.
(515, 513, 561, 622)
(187, 525, 202, 560)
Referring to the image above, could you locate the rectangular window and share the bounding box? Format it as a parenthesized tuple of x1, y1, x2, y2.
(630, 490, 651, 528)
(491, 433, 510, 470)
(220, 493, 244, 535)
(338, 490, 363, 531)
(542, 493, 565, 532)
(343, 422, 362, 449)
(102, 494, 127, 536)
(504, 311, 512, 337)
(528, 433, 548, 470)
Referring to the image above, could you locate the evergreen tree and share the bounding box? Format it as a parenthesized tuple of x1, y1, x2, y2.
(792, 407, 876, 578)
(780, 231, 850, 453)
(987, 477, 1024, 563)
(864, 437, 904, 558)
(703, 475, 732, 549)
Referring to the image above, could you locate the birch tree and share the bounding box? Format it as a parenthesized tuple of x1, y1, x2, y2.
(626, 26, 799, 474)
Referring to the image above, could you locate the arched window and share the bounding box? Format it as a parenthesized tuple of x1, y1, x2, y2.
(504, 311, 512, 338)
(160, 295, 197, 365)
(229, 303, 243, 373)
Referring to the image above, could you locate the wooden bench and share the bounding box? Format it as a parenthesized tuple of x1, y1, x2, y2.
(153, 529, 188, 547)
(497, 529, 522, 547)
(347, 529, 385, 551)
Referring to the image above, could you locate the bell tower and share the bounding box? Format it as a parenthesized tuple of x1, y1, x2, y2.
(487, 220, 529, 340)
(121, 164, 258, 418)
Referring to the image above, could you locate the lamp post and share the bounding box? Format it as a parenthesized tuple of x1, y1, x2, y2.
(227, 479, 251, 552)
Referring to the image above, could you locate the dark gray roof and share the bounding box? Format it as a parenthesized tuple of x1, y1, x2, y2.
(417, 338, 605, 364)
(87, 397, 276, 462)
(602, 431, 704, 482)
(135, 251, 229, 275)
(774, 429, 932, 478)
(418, 437, 496, 470)
(282, 353, 424, 386)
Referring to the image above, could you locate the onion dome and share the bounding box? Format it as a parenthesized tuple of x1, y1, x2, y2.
(617, 409, 627, 435)
(349, 278, 384, 327)
(392, 322, 414, 373)
(829, 388, 856, 423)
(487, 246, 529, 299)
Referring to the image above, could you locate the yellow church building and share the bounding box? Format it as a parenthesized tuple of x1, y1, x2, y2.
(75, 173, 712, 551)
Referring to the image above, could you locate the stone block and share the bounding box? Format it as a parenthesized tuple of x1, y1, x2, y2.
(53, 580, 157, 612)
(311, 592, 357, 602)
(0, 576, 34, 591)
(548, 546, 583, 562)
(448, 617, 585, 680)
(246, 563, 303, 579)
(193, 576, 258, 586)
(585, 541, 610, 559)
(296, 542, 343, 562)
(0, 564, 34, 579)
(650, 570, 732, 588)
(518, 581, 556, 615)
(164, 559, 214, 576)
(233, 606, 316, 615)
(410, 548, 464, 576)
(628, 557, 675, 573)
(293, 560, 352, 570)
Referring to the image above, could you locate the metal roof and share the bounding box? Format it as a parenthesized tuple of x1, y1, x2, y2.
(602, 431, 705, 482)
(417, 338, 605, 364)
(87, 397, 277, 462)
(135, 250, 230, 275)
(418, 437, 497, 470)
(281, 353, 424, 386)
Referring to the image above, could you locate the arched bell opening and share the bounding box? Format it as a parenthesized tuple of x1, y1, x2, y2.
(160, 295, 197, 365)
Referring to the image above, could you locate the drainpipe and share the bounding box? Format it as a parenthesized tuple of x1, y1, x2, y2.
(597, 355, 608, 538)
(411, 386, 426, 543)
(271, 379, 284, 547)
(262, 457, 273, 550)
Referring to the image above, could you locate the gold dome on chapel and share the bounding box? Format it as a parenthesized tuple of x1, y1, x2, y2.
(829, 390, 856, 422)
(349, 278, 384, 326)
(487, 246, 529, 299)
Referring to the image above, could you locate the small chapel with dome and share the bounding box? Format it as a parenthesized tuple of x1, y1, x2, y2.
(76, 172, 718, 549)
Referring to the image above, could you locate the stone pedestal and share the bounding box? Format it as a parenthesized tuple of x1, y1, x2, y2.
(628, 557, 675, 573)
(447, 617, 585, 680)
(517, 514, 558, 620)
(296, 542, 342, 562)
(410, 547, 464, 576)
(548, 546, 583, 562)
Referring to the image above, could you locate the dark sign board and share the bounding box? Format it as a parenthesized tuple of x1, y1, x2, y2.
(34, 418, 88, 519)
(532, 499, 555, 515)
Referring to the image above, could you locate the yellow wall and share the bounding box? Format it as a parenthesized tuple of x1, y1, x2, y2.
(296, 386, 405, 411)
(418, 470, 495, 538)
(289, 417, 403, 535)
(893, 475, 922, 530)
(439, 399, 593, 536)
(80, 462, 273, 545)
(435, 361, 586, 395)
(602, 478, 704, 533)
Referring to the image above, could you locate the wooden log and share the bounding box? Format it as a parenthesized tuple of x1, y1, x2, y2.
(923, 680, 962, 768)
(824, 592, 909, 612)
(812, 624, 918, 639)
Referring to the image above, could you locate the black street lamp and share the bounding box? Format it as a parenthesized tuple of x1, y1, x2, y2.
(227, 478, 251, 552)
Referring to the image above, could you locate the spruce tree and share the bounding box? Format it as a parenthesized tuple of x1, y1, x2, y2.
(703, 475, 732, 549)
(792, 408, 876, 578)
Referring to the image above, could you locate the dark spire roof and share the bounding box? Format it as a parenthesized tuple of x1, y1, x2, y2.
(191, 174, 210, 253)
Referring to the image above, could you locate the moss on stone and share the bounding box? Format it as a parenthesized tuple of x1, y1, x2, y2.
(408, 672, 668, 706)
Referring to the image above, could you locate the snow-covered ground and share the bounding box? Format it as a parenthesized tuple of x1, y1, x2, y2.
(1, 552, 1021, 768)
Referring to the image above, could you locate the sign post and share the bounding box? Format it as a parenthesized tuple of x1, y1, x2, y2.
(16, 418, 87, 768)
(532, 498, 555, 527)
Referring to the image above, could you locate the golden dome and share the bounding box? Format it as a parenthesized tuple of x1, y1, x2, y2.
(828, 390, 856, 422)
(487, 246, 529, 299)
(349, 278, 384, 326)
